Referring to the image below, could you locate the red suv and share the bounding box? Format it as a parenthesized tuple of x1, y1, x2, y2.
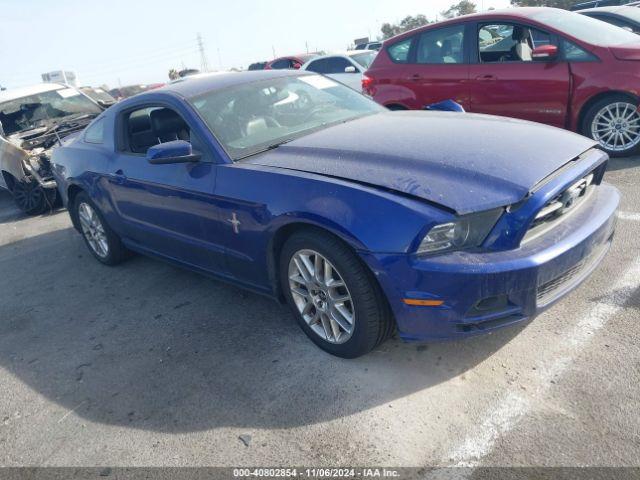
(364, 7, 640, 156)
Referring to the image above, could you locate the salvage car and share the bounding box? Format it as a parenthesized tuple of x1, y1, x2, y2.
(0, 83, 103, 214)
(363, 7, 640, 156)
(51, 71, 619, 358)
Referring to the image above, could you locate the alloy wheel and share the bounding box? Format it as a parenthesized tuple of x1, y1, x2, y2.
(78, 202, 109, 258)
(591, 102, 640, 153)
(288, 249, 355, 344)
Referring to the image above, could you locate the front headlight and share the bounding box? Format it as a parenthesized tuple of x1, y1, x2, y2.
(417, 209, 503, 254)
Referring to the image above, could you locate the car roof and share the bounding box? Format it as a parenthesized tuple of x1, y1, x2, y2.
(152, 69, 309, 99)
(306, 50, 375, 61)
(579, 5, 636, 13)
(0, 83, 64, 103)
(385, 7, 566, 43)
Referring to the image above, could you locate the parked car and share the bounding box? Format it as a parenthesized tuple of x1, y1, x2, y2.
(301, 50, 377, 90)
(364, 7, 640, 156)
(355, 41, 383, 51)
(51, 71, 618, 358)
(80, 86, 117, 108)
(248, 61, 268, 71)
(579, 5, 640, 32)
(265, 54, 318, 70)
(109, 83, 164, 101)
(0, 83, 102, 214)
(570, 0, 630, 11)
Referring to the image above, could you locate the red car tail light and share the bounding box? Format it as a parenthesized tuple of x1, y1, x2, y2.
(362, 75, 374, 94)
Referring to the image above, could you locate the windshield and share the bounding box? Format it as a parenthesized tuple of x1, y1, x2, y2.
(190, 74, 385, 160)
(351, 51, 377, 68)
(531, 8, 639, 45)
(0, 87, 101, 136)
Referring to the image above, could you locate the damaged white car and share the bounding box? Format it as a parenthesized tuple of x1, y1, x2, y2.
(0, 84, 102, 214)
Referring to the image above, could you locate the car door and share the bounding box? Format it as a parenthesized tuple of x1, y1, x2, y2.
(104, 103, 227, 273)
(468, 22, 571, 128)
(401, 23, 471, 110)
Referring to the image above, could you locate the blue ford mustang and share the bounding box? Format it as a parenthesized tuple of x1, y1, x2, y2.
(51, 70, 619, 358)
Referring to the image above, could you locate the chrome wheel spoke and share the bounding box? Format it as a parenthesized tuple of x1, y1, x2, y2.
(593, 102, 640, 151)
(288, 249, 355, 345)
(78, 202, 109, 259)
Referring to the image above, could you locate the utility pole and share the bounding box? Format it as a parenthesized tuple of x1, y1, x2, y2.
(197, 33, 210, 72)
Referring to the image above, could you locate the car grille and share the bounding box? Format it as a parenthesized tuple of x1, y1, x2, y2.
(536, 242, 609, 307)
(524, 172, 597, 243)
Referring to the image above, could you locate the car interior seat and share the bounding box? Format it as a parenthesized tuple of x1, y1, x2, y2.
(128, 112, 158, 154)
(149, 108, 190, 144)
(512, 27, 532, 61)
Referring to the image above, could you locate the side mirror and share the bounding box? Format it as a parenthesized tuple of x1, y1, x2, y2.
(293, 62, 302, 70)
(146, 140, 201, 165)
(425, 99, 466, 113)
(344, 65, 357, 73)
(532, 44, 558, 61)
(97, 99, 115, 109)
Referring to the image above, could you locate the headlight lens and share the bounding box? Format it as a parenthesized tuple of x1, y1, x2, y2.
(418, 209, 503, 254)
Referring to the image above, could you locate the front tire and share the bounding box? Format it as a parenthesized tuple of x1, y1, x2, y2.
(280, 229, 393, 358)
(73, 192, 128, 266)
(582, 95, 640, 157)
(12, 179, 56, 215)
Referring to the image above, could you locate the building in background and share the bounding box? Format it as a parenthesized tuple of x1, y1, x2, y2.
(41, 70, 77, 86)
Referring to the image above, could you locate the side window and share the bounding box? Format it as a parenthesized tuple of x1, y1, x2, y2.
(123, 106, 190, 155)
(561, 39, 598, 62)
(326, 57, 354, 73)
(387, 38, 412, 63)
(271, 59, 291, 69)
(306, 58, 330, 74)
(478, 23, 553, 63)
(416, 25, 465, 64)
(84, 118, 105, 144)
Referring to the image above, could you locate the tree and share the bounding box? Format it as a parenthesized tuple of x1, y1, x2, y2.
(509, 0, 583, 7)
(441, 0, 477, 19)
(381, 14, 431, 39)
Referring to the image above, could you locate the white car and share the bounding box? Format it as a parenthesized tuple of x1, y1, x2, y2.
(0, 83, 102, 214)
(301, 51, 377, 91)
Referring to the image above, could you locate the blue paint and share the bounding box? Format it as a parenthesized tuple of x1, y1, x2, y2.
(51, 71, 619, 342)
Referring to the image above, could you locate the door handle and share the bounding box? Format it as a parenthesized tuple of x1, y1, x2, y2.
(409, 74, 423, 81)
(475, 74, 496, 81)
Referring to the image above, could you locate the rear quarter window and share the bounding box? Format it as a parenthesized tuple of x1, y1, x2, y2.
(84, 118, 105, 144)
(387, 38, 412, 63)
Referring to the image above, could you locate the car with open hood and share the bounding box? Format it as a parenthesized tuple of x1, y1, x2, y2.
(51, 71, 619, 358)
(0, 83, 103, 214)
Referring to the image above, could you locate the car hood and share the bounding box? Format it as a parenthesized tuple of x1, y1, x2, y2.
(245, 111, 596, 214)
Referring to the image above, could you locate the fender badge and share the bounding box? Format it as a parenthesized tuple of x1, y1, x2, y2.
(228, 212, 241, 234)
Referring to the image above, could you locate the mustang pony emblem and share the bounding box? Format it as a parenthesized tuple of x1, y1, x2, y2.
(228, 212, 241, 234)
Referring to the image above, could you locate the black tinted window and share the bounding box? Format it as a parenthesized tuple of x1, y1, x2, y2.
(306, 58, 331, 74)
(326, 57, 353, 73)
(271, 59, 292, 69)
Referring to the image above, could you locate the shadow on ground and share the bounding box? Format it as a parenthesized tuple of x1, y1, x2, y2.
(607, 156, 640, 173)
(0, 221, 524, 434)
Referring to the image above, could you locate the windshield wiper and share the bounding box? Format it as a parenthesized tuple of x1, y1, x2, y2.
(42, 113, 97, 137)
(235, 138, 297, 161)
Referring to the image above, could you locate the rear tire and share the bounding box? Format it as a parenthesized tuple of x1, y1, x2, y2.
(280, 229, 394, 358)
(582, 94, 640, 157)
(73, 192, 129, 266)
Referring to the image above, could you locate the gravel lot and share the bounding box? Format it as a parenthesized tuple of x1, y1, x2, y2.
(0, 156, 638, 469)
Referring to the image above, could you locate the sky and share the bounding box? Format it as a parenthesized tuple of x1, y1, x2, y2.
(0, 0, 511, 90)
